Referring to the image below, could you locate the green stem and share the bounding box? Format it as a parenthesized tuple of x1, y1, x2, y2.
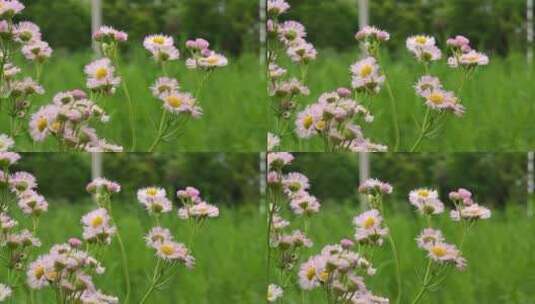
(148, 110, 168, 152)
(139, 259, 162, 304)
(410, 107, 431, 152)
(121, 80, 137, 152)
(387, 234, 402, 304)
(411, 259, 432, 304)
(384, 78, 400, 151)
(115, 230, 131, 304)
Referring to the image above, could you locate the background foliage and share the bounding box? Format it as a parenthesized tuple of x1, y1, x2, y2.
(291, 153, 529, 208)
(286, 0, 526, 56)
(20, 0, 260, 55)
(14, 153, 261, 205)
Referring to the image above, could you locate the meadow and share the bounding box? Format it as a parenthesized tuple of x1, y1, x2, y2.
(275, 51, 535, 152)
(1, 50, 267, 152)
(275, 203, 535, 304)
(5, 202, 266, 304)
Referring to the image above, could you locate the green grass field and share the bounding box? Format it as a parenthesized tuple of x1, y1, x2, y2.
(6, 202, 534, 303)
(276, 203, 535, 304)
(275, 51, 535, 152)
(1, 50, 267, 152)
(6, 202, 265, 304)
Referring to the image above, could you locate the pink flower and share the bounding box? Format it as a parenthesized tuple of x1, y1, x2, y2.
(81, 208, 116, 244)
(450, 203, 491, 221)
(185, 38, 210, 50)
(447, 35, 471, 52)
(409, 188, 444, 215)
(93, 26, 128, 43)
(14, 21, 41, 44)
(0, 134, 14, 152)
(29, 105, 59, 141)
(289, 192, 320, 215)
(0, 152, 20, 167)
(406, 35, 442, 62)
(22, 40, 53, 62)
(9, 171, 36, 193)
(84, 58, 121, 93)
(353, 209, 388, 246)
(358, 178, 393, 195)
(150, 77, 179, 98)
(282, 172, 310, 195)
(414, 75, 442, 97)
(155, 241, 195, 268)
(295, 103, 325, 138)
(267, 152, 294, 170)
(278, 21, 306, 45)
(267, 0, 290, 16)
(160, 92, 202, 118)
(86, 177, 121, 194)
(0, 0, 24, 18)
(355, 26, 390, 42)
(350, 57, 385, 94)
(287, 39, 317, 63)
(416, 228, 444, 249)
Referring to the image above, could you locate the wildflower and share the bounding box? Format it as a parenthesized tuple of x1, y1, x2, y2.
(0, 283, 11, 301)
(287, 39, 317, 63)
(414, 75, 442, 97)
(17, 190, 48, 215)
(0, 0, 24, 18)
(272, 77, 310, 98)
(143, 34, 174, 50)
(197, 52, 228, 68)
(150, 77, 179, 98)
(449, 188, 474, 205)
(93, 25, 128, 43)
(446, 35, 471, 53)
(86, 177, 121, 194)
(29, 105, 59, 141)
(143, 196, 173, 215)
(409, 188, 444, 215)
(137, 187, 167, 204)
(298, 255, 324, 290)
(282, 172, 310, 195)
(11, 77, 45, 96)
(0, 152, 20, 167)
(422, 89, 458, 111)
(278, 21, 306, 45)
(155, 241, 195, 268)
(178, 201, 219, 220)
(450, 204, 491, 221)
(21, 40, 53, 62)
(185, 38, 210, 51)
(176, 186, 201, 203)
(0, 134, 14, 151)
(80, 290, 119, 304)
(84, 58, 121, 93)
(267, 284, 283, 302)
(416, 228, 444, 249)
(6, 229, 41, 248)
(267, 132, 280, 152)
(350, 57, 385, 93)
(271, 214, 289, 230)
(14, 21, 41, 43)
(3, 63, 20, 79)
(0, 213, 17, 232)
(355, 25, 390, 42)
(26, 256, 54, 289)
(358, 178, 393, 195)
(9, 171, 36, 192)
(406, 35, 441, 62)
(353, 209, 388, 246)
(289, 192, 320, 215)
(81, 208, 117, 244)
(160, 92, 202, 117)
(269, 63, 287, 79)
(267, 152, 294, 170)
(267, 0, 290, 16)
(425, 241, 466, 270)
(144, 226, 173, 248)
(452, 50, 489, 67)
(295, 103, 325, 138)
(277, 230, 313, 249)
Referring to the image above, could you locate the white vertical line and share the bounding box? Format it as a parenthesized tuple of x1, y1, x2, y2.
(359, 152, 370, 209)
(358, 0, 369, 29)
(528, 152, 534, 217)
(260, 152, 267, 213)
(91, 0, 102, 55)
(91, 0, 103, 180)
(259, 0, 267, 65)
(528, 0, 534, 65)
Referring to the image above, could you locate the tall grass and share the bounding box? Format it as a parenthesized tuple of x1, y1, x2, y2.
(7, 202, 265, 303)
(276, 51, 535, 152)
(284, 203, 535, 304)
(2, 50, 267, 152)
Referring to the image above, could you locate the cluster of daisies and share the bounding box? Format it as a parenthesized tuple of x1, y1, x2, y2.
(267, 0, 316, 130)
(408, 34, 488, 119)
(136, 185, 218, 302)
(0, 0, 51, 141)
(266, 152, 321, 302)
(142, 34, 227, 151)
(29, 89, 122, 152)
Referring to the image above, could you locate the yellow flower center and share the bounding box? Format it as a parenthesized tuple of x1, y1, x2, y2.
(152, 36, 165, 45)
(315, 120, 326, 131)
(160, 243, 174, 256)
(146, 187, 158, 196)
(50, 121, 61, 133)
(166, 95, 183, 108)
(303, 115, 314, 129)
(363, 216, 376, 229)
(465, 55, 478, 62)
(95, 67, 108, 80)
(418, 190, 430, 198)
(37, 117, 48, 132)
(319, 270, 329, 282)
(35, 266, 45, 279)
(206, 55, 219, 65)
(90, 216, 103, 228)
(431, 245, 446, 257)
(306, 267, 316, 281)
(428, 92, 444, 104)
(415, 36, 427, 45)
(359, 64, 373, 78)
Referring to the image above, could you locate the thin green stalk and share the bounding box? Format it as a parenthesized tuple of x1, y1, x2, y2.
(121, 80, 137, 152)
(115, 230, 131, 304)
(410, 107, 431, 152)
(411, 259, 432, 304)
(139, 259, 162, 304)
(387, 234, 402, 304)
(148, 110, 168, 152)
(384, 79, 400, 151)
